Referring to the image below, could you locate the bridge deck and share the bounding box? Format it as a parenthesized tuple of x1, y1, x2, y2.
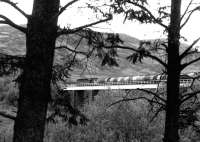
(63, 84, 159, 90)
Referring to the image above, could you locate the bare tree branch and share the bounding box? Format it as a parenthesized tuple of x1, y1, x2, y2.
(181, 56, 200, 70)
(103, 45, 168, 68)
(57, 15, 112, 37)
(52, 37, 85, 81)
(0, 0, 29, 18)
(136, 88, 166, 103)
(147, 54, 167, 67)
(180, 37, 200, 60)
(57, 0, 78, 17)
(55, 45, 87, 55)
(182, 51, 200, 61)
(181, 6, 200, 29)
(65, 37, 83, 69)
(161, 42, 168, 49)
(108, 96, 165, 108)
(180, 90, 200, 104)
(180, 0, 194, 21)
(150, 105, 165, 122)
(0, 15, 27, 33)
(0, 111, 15, 120)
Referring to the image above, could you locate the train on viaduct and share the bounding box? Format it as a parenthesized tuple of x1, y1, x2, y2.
(62, 72, 199, 108)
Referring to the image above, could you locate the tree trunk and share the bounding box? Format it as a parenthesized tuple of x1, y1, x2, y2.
(13, 0, 59, 142)
(163, 0, 182, 142)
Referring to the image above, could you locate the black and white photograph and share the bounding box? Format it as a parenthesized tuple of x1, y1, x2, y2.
(0, 0, 200, 142)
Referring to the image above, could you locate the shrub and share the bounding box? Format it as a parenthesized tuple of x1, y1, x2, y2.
(0, 77, 18, 106)
(45, 90, 164, 142)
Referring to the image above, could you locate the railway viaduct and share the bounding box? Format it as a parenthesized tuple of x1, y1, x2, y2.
(62, 74, 196, 108)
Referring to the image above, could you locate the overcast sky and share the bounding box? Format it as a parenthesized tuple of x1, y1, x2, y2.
(0, 0, 200, 44)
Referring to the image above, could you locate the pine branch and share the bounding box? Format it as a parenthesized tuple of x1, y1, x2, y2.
(0, 15, 27, 33)
(0, 0, 29, 18)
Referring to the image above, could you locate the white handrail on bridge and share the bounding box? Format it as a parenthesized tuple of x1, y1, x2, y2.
(63, 79, 192, 91)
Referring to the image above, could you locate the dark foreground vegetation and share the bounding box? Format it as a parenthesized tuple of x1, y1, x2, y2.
(0, 79, 200, 142)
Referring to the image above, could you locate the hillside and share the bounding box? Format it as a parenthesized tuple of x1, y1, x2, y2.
(0, 25, 199, 81)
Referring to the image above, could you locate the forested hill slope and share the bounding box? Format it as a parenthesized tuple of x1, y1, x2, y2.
(0, 26, 199, 80)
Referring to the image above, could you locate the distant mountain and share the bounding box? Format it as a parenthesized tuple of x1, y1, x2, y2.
(0, 26, 199, 81)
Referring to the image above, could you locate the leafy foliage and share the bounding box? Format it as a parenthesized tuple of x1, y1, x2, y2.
(47, 88, 89, 126)
(79, 29, 123, 67)
(0, 77, 18, 106)
(0, 53, 24, 76)
(110, 0, 169, 24)
(126, 48, 150, 63)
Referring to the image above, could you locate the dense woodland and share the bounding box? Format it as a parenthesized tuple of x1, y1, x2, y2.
(1, 0, 200, 142)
